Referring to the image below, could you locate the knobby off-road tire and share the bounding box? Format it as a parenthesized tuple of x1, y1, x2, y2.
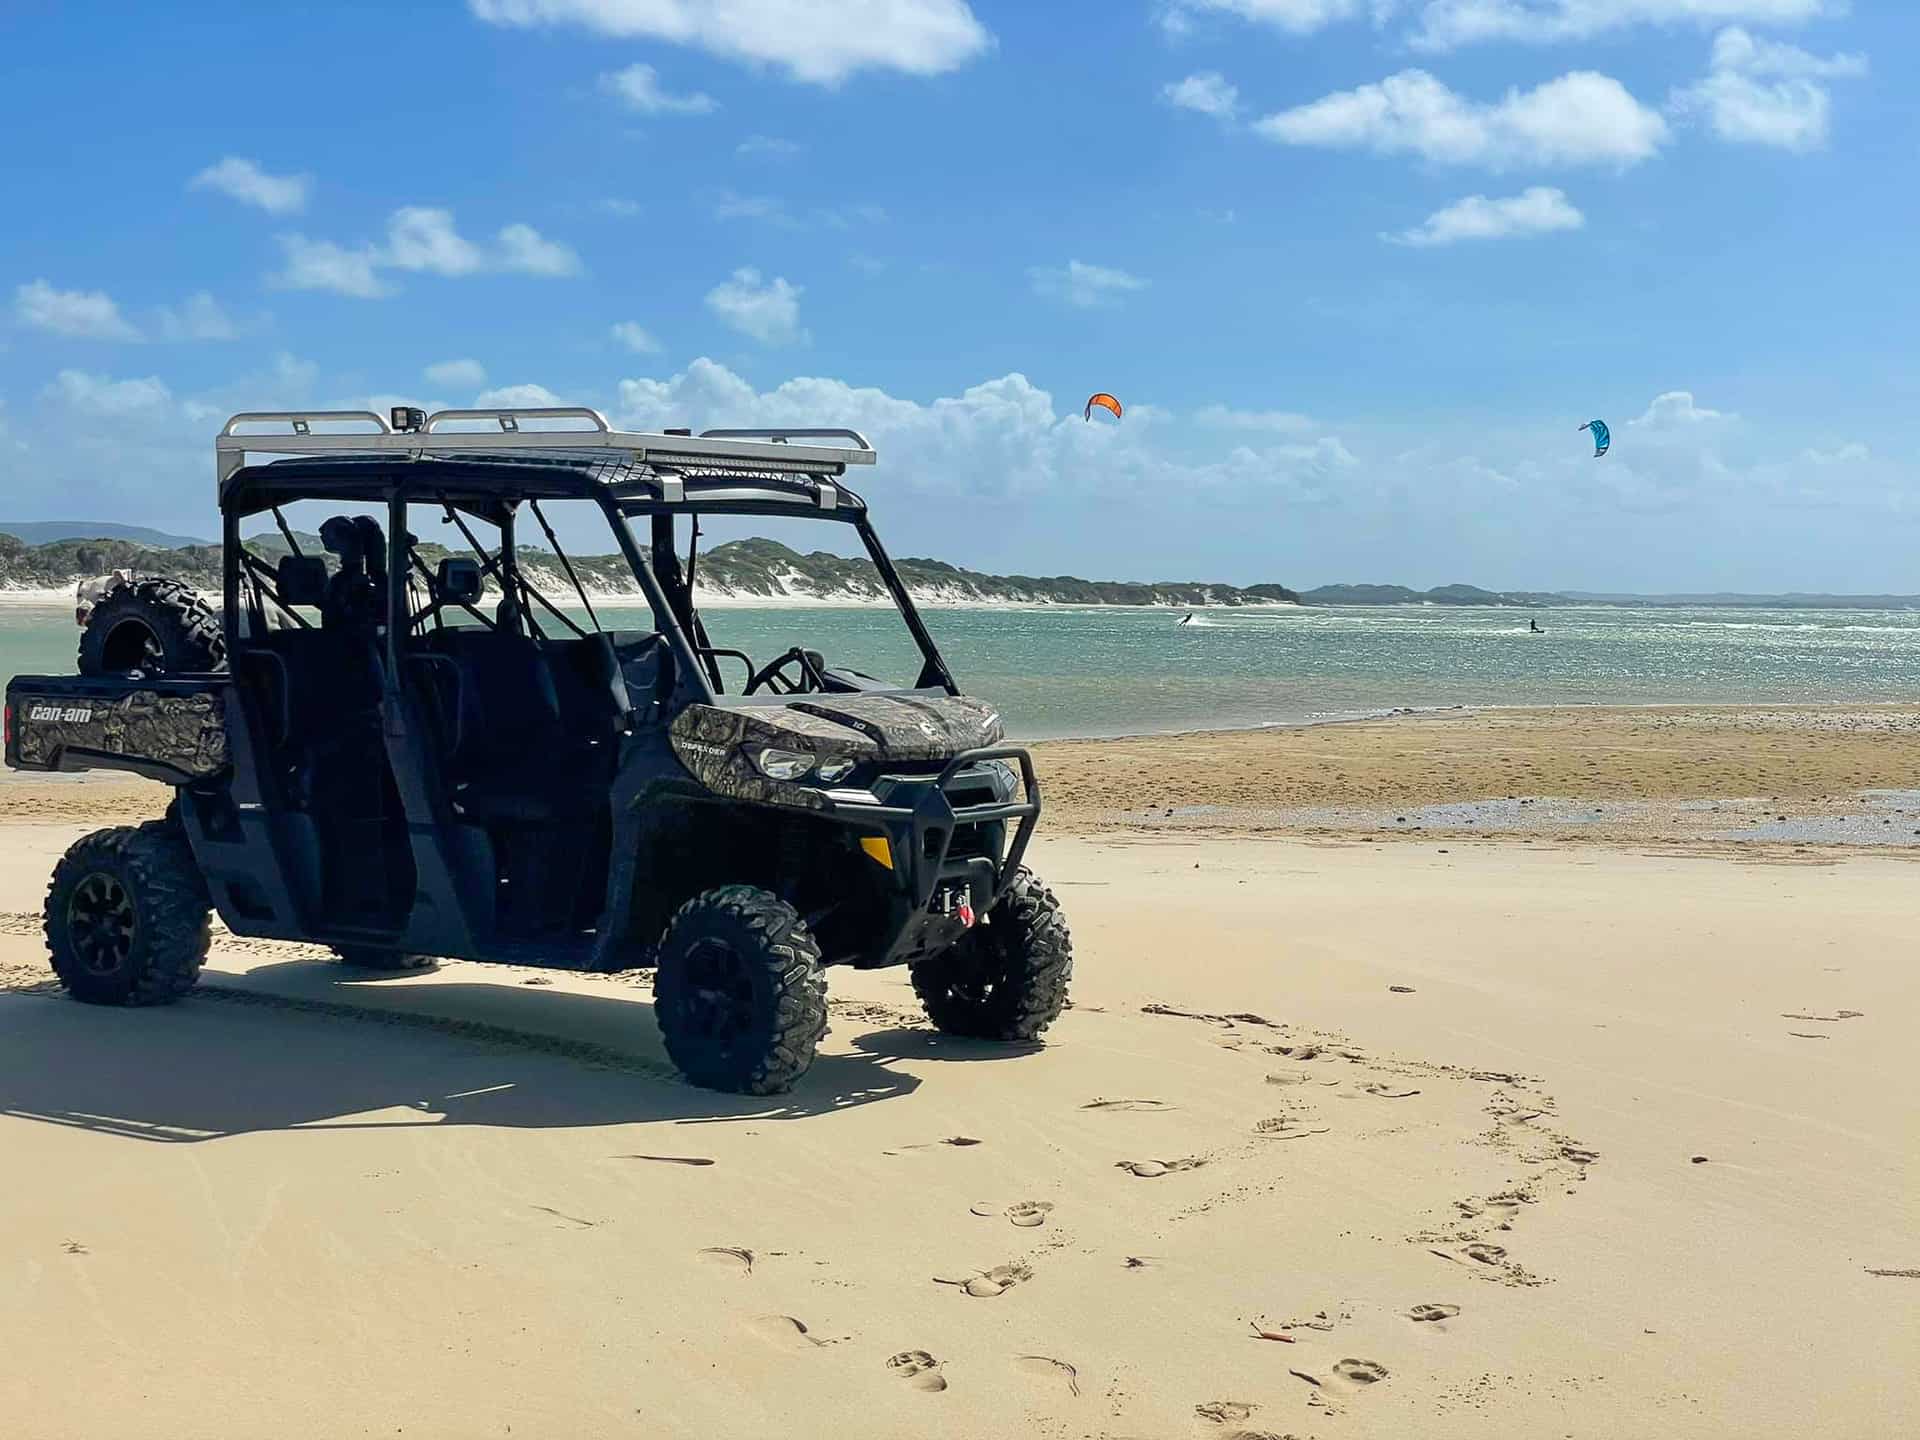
(44, 822, 210, 1005)
(330, 947, 436, 972)
(77, 577, 227, 676)
(911, 870, 1072, 1041)
(653, 886, 828, 1095)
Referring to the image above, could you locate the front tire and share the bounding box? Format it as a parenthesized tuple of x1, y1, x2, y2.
(653, 886, 827, 1095)
(45, 823, 210, 1005)
(911, 870, 1071, 1041)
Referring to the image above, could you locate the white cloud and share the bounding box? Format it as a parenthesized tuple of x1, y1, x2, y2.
(269, 209, 582, 295)
(709, 190, 885, 230)
(188, 156, 311, 215)
(384, 207, 489, 276)
(271, 235, 390, 298)
(15, 280, 143, 340)
(497, 222, 583, 276)
(599, 62, 717, 114)
(705, 268, 807, 345)
(1163, 71, 1240, 120)
(1386, 186, 1585, 246)
(611, 321, 662, 354)
(1671, 26, 1866, 152)
(476, 383, 567, 408)
(1410, 1, 1837, 51)
(44, 370, 173, 416)
(151, 292, 241, 341)
(1633, 390, 1731, 427)
(468, 0, 992, 86)
(1028, 260, 1149, 309)
(1159, 1, 1377, 36)
(610, 358, 1357, 502)
(1802, 441, 1868, 466)
(1195, 405, 1318, 434)
(1256, 69, 1668, 170)
(737, 134, 803, 157)
(426, 359, 488, 388)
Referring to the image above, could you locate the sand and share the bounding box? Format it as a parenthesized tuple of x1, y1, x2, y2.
(2, 706, 1917, 1437)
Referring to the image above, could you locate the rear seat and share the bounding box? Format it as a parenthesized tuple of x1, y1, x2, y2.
(243, 627, 386, 809)
(421, 629, 609, 821)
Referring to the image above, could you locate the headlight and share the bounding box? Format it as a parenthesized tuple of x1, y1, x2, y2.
(754, 746, 814, 781)
(986, 758, 1021, 798)
(814, 757, 856, 784)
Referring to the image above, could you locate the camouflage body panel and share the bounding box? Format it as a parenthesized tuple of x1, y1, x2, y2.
(669, 693, 1003, 807)
(9, 688, 229, 780)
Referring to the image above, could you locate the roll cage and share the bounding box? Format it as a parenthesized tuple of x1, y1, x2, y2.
(213, 408, 957, 702)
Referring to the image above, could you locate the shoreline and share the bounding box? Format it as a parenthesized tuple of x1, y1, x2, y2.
(13, 700, 1920, 850)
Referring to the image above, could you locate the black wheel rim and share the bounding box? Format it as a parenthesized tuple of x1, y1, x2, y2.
(102, 619, 163, 672)
(947, 929, 1005, 1004)
(68, 871, 136, 976)
(679, 939, 756, 1051)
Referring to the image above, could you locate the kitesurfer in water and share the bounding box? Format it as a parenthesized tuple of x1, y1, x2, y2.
(1529, 617, 1545, 634)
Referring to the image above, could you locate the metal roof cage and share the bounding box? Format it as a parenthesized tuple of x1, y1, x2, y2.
(215, 407, 876, 492)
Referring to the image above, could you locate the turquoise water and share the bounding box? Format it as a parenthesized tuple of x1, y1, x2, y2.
(9, 601, 1920, 741)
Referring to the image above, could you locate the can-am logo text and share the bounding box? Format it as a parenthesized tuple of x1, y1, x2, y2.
(28, 705, 93, 723)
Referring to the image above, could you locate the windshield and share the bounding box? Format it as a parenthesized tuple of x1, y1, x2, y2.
(637, 510, 949, 700)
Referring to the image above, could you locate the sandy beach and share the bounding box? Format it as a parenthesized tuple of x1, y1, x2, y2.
(2, 705, 1916, 1438)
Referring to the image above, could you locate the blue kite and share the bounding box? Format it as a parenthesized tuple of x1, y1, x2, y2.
(1580, 419, 1611, 457)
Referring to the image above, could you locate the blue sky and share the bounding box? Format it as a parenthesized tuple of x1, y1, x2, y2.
(2, 0, 1915, 591)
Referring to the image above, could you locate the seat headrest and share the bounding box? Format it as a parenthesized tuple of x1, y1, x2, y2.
(278, 554, 329, 608)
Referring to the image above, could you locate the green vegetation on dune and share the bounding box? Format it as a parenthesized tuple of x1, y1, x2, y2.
(0, 533, 1300, 608)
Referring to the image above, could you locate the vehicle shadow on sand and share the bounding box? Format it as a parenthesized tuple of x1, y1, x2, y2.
(0, 957, 920, 1143)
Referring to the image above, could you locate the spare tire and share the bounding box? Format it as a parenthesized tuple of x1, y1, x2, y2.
(77, 577, 227, 676)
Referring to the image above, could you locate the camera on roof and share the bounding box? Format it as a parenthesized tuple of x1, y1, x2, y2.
(389, 406, 427, 434)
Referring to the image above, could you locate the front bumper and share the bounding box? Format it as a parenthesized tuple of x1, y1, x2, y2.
(819, 745, 1041, 963)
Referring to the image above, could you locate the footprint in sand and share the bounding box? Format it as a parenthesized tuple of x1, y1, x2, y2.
(1560, 1145, 1600, 1165)
(750, 1314, 830, 1349)
(1115, 1158, 1207, 1178)
(886, 1350, 948, 1393)
(1356, 1082, 1421, 1099)
(1195, 1400, 1258, 1424)
(1006, 1201, 1054, 1229)
(1014, 1354, 1080, 1396)
(1462, 1242, 1508, 1266)
(1254, 1118, 1330, 1140)
(1332, 1358, 1389, 1387)
(1408, 1303, 1460, 1323)
(934, 1261, 1033, 1298)
(699, 1246, 754, 1273)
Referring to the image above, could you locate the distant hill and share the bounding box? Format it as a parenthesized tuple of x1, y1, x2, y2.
(1300, 582, 1566, 607)
(0, 520, 211, 549)
(0, 533, 1301, 608)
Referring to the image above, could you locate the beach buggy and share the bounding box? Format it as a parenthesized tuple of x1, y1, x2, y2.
(3, 407, 1071, 1093)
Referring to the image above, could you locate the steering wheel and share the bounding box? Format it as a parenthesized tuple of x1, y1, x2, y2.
(745, 646, 828, 695)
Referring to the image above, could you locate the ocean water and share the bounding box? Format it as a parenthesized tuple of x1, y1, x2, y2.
(8, 601, 1920, 741)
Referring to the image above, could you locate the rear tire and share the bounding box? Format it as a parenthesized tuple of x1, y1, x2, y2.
(45, 822, 210, 1006)
(330, 946, 436, 972)
(654, 886, 827, 1095)
(911, 870, 1071, 1041)
(77, 577, 226, 676)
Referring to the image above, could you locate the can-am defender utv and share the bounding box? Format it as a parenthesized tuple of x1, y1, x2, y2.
(3, 406, 1071, 1093)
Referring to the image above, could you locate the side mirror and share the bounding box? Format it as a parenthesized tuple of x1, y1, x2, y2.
(436, 557, 485, 607)
(277, 555, 329, 608)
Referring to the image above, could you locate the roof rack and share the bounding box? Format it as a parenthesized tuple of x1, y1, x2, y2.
(215, 407, 876, 489)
